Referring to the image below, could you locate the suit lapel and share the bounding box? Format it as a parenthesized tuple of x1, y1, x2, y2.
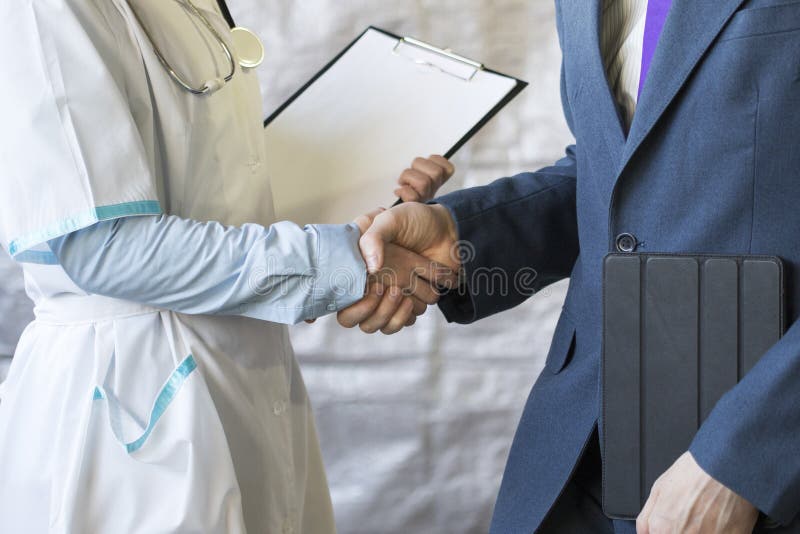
(606, 0, 746, 202)
(561, 0, 627, 176)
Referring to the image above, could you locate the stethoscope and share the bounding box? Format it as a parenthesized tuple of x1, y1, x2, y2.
(127, 0, 265, 95)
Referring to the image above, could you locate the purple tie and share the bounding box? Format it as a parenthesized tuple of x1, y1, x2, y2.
(638, 0, 673, 97)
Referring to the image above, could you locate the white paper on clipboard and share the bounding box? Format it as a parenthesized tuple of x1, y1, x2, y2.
(263, 27, 524, 226)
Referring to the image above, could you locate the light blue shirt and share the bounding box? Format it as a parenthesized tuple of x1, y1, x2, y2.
(48, 215, 367, 324)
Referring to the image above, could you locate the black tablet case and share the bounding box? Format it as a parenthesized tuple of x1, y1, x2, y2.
(602, 253, 784, 519)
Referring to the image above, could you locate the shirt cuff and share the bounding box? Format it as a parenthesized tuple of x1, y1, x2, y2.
(308, 223, 367, 319)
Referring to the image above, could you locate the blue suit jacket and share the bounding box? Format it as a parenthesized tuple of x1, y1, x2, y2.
(436, 1, 800, 532)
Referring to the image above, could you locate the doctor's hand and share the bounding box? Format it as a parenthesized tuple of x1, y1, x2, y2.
(343, 206, 455, 334)
(359, 202, 460, 274)
(338, 202, 460, 333)
(340, 242, 457, 334)
(636, 451, 758, 534)
(394, 155, 455, 202)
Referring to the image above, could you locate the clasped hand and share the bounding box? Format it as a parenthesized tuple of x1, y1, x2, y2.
(339, 156, 461, 334)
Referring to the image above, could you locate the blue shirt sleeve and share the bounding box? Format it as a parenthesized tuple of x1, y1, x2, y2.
(47, 214, 367, 324)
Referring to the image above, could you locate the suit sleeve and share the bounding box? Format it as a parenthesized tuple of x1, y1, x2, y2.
(690, 319, 800, 525)
(434, 149, 578, 324)
(435, 14, 579, 324)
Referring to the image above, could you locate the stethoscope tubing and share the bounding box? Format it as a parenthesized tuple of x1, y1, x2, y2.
(127, 0, 236, 95)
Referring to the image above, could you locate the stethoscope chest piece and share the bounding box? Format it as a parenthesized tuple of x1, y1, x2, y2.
(231, 27, 264, 69)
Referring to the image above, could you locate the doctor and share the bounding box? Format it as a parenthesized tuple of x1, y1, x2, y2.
(0, 1, 454, 532)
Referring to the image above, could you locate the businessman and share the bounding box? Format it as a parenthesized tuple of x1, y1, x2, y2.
(340, 0, 800, 532)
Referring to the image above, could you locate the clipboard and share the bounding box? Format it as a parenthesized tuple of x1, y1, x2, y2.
(602, 253, 784, 519)
(263, 26, 527, 226)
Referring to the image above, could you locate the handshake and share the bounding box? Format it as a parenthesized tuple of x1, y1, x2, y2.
(337, 156, 461, 334)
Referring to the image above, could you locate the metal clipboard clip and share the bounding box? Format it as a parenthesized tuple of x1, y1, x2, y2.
(392, 36, 484, 81)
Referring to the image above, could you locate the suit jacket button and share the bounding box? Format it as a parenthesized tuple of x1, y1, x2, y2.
(615, 233, 637, 252)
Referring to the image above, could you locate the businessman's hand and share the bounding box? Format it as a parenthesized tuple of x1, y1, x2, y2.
(339, 202, 460, 333)
(394, 155, 455, 202)
(637, 451, 758, 534)
(343, 206, 449, 333)
(361, 202, 459, 273)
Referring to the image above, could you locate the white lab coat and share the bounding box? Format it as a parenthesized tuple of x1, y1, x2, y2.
(0, 249, 33, 381)
(0, 1, 334, 532)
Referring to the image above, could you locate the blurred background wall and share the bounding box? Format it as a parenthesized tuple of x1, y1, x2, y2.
(228, 1, 575, 532)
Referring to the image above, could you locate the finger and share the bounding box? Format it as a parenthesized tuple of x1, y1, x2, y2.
(410, 296, 427, 316)
(359, 286, 404, 333)
(429, 155, 455, 179)
(381, 297, 415, 335)
(398, 168, 434, 200)
(405, 313, 417, 327)
(384, 244, 459, 292)
(422, 262, 460, 290)
(360, 211, 400, 273)
(404, 277, 440, 305)
(337, 284, 382, 328)
(372, 262, 440, 305)
(394, 185, 421, 203)
(353, 207, 386, 235)
(637, 483, 661, 534)
(412, 157, 447, 190)
(635, 513, 649, 534)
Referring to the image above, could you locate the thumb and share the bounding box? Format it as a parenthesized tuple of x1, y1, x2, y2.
(354, 207, 386, 235)
(360, 210, 399, 273)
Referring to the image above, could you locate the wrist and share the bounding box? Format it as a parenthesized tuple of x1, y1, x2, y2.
(430, 203, 458, 244)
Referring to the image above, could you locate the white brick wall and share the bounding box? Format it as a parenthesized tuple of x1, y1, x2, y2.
(228, 2, 575, 532)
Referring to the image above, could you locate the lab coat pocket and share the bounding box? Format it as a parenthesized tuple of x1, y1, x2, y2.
(92, 353, 198, 454)
(54, 354, 246, 533)
(545, 311, 577, 374)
